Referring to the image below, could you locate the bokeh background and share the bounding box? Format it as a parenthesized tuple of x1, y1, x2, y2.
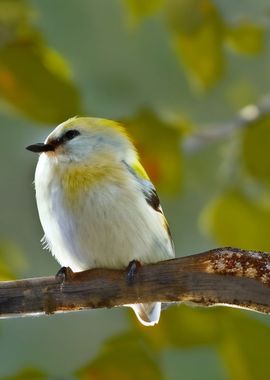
(0, 0, 270, 379)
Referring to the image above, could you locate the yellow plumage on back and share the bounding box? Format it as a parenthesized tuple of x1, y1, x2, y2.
(131, 160, 150, 180)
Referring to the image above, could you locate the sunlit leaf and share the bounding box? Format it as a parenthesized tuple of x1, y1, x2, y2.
(241, 115, 270, 184)
(226, 20, 265, 55)
(134, 305, 270, 379)
(123, 0, 164, 23)
(136, 305, 222, 350)
(200, 190, 270, 250)
(77, 332, 164, 380)
(3, 367, 46, 380)
(0, 241, 26, 280)
(123, 109, 182, 194)
(41, 46, 72, 82)
(0, 0, 33, 46)
(225, 79, 257, 110)
(218, 310, 270, 380)
(0, 0, 82, 124)
(165, 0, 224, 89)
(78, 307, 270, 379)
(0, 41, 81, 123)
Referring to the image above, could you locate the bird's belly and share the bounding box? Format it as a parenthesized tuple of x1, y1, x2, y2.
(38, 178, 173, 272)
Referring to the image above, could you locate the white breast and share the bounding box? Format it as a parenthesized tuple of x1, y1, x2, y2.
(35, 154, 174, 272)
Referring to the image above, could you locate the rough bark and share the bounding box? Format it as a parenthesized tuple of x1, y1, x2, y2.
(0, 247, 270, 318)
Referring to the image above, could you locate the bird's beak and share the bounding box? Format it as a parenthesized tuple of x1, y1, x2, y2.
(26, 143, 55, 153)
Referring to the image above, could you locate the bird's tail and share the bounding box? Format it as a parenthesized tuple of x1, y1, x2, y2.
(129, 302, 161, 326)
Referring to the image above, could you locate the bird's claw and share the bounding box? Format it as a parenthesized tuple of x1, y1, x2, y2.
(127, 260, 141, 283)
(55, 266, 74, 284)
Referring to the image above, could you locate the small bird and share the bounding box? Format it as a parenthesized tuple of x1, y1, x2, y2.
(26, 117, 175, 326)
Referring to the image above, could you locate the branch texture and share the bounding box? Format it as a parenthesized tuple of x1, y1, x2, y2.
(1, 247, 270, 318)
(183, 95, 270, 152)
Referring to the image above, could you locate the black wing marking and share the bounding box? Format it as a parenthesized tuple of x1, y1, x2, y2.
(122, 160, 174, 245)
(122, 160, 161, 211)
(143, 186, 162, 214)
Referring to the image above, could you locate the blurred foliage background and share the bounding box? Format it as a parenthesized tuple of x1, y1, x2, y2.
(0, 0, 270, 379)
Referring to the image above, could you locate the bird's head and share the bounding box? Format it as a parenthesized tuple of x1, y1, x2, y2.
(26, 117, 136, 164)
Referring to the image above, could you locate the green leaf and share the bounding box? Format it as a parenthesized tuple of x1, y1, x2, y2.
(0, 241, 26, 280)
(166, 0, 224, 89)
(200, 190, 270, 250)
(226, 20, 265, 55)
(76, 306, 270, 380)
(241, 115, 270, 184)
(136, 305, 222, 350)
(0, 0, 82, 124)
(3, 368, 46, 380)
(77, 332, 164, 380)
(136, 305, 270, 379)
(0, 42, 82, 123)
(123, 109, 183, 194)
(225, 79, 257, 110)
(123, 0, 164, 23)
(0, 0, 33, 45)
(218, 310, 270, 380)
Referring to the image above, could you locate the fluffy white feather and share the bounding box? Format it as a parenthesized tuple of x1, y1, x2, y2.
(31, 117, 175, 326)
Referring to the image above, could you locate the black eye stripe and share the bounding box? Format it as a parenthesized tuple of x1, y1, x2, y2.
(49, 129, 80, 148)
(62, 129, 80, 141)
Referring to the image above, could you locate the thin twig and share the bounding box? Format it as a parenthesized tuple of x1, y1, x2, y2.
(0, 247, 270, 318)
(183, 95, 270, 152)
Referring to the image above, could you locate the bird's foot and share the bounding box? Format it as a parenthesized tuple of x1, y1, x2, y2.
(55, 266, 74, 284)
(127, 260, 141, 283)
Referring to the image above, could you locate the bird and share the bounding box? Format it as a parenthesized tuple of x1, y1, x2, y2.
(26, 117, 175, 326)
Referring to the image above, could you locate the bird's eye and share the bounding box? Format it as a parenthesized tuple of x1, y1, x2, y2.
(63, 129, 80, 141)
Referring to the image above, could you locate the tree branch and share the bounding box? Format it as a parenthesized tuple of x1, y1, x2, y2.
(0, 247, 270, 318)
(183, 95, 270, 152)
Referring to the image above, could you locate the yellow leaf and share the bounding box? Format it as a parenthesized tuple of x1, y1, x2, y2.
(123, 109, 183, 194)
(218, 310, 270, 380)
(200, 190, 270, 250)
(226, 20, 265, 55)
(166, 0, 224, 89)
(136, 305, 270, 380)
(0, 41, 82, 123)
(77, 332, 164, 380)
(241, 115, 270, 183)
(3, 367, 46, 380)
(0, 241, 25, 280)
(123, 0, 164, 24)
(137, 305, 221, 350)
